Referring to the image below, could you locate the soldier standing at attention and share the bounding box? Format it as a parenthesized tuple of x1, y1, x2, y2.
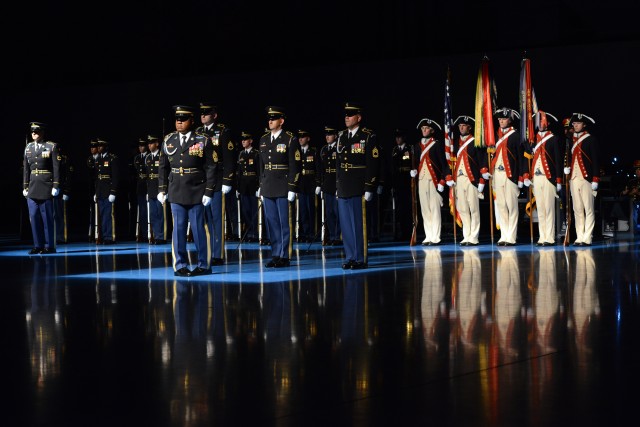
(158, 105, 216, 276)
(490, 107, 525, 246)
(522, 111, 563, 246)
(336, 102, 380, 269)
(145, 135, 168, 244)
(565, 113, 599, 246)
(391, 128, 414, 241)
(297, 129, 320, 243)
(53, 143, 72, 244)
(94, 138, 120, 244)
(236, 131, 261, 242)
(410, 118, 449, 246)
(319, 125, 341, 245)
(258, 106, 301, 268)
(22, 122, 60, 254)
(131, 138, 149, 242)
(197, 102, 235, 266)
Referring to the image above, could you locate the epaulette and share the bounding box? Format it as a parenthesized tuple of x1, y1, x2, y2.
(338, 130, 345, 137)
(286, 131, 295, 138)
(361, 128, 373, 134)
(164, 132, 176, 143)
(262, 131, 270, 138)
(216, 123, 226, 129)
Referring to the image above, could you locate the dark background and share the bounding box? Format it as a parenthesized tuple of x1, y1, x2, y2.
(4, 0, 640, 238)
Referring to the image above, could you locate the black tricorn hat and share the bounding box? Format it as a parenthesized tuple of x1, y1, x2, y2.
(569, 112, 595, 125)
(416, 118, 442, 131)
(454, 115, 475, 126)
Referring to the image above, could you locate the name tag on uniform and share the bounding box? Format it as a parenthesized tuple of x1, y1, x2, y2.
(249, 159, 254, 165)
(306, 155, 314, 162)
(277, 144, 287, 153)
(402, 153, 410, 160)
(212, 135, 219, 146)
(104, 161, 109, 166)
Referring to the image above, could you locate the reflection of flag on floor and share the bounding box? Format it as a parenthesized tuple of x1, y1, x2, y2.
(444, 67, 462, 227)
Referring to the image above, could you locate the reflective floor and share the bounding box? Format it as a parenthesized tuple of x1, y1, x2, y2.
(4, 237, 640, 426)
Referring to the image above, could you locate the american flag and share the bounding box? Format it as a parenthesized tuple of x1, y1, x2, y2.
(443, 67, 454, 163)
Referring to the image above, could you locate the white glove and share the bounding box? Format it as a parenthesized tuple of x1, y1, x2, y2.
(591, 182, 598, 191)
(202, 195, 211, 206)
(287, 191, 296, 202)
(222, 185, 232, 194)
(51, 188, 60, 197)
(523, 178, 532, 187)
(315, 186, 321, 195)
(157, 192, 166, 204)
(564, 167, 571, 175)
(410, 169, 417, 178)
(557, 183, 562, 192)
(63, 194, 70, 201)
(377, 185, 383, 195)
(22, 189, 28, 197)
(93, 194, 97, 202)
(364, 191, 373, 202)
(437, 183, 444, 192)
(256, 188, 260, 198)
(446, 179, 455, 187)
(145, 194, 149, 201)
(482, 172, 491, 180)
(236, 190, 240, 198)
(477, 182, 485, 193)
(108, 194, 116, 203)
(518, 181, 524, 189)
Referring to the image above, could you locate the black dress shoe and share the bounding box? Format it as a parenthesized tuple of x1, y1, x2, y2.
(211, 258, 224, 266)
(350, 261, 368, 270)
(265, 258, 279, 268)
(275, 258, 290, 267)
(191, 267, 212, 276)
(422, 242, 430, 246)
(174, 267, 191, 277)
(497, 241, 506, 246)
(573, 241, 583, 246)
(155, 239, 167, 244)
(42, 248, 57, 254)
(342, 260, 355, 269)
(28, 248, 43, 255)
(504, 242, 516, 246)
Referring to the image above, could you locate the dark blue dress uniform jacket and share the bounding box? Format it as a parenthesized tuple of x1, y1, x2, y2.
(319, 143, 338, 195)
(23, 141, 60, 199)
(336, 127, 380, 198)
(158, 132, 216, 205)
(94, 152, 120, 199)
(258, 131, 302, 198)
(196, 123, 235, 192)
(237, 148, 260, 195)
(145, 151, 168, 199)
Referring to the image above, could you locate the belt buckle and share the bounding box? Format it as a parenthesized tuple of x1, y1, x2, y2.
(458, 170, 463, 176)
(179, 167, 184, 175)
(498, 165, 505, 171)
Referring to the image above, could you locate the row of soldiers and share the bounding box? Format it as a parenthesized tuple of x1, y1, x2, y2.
(22, 102, 600, 273)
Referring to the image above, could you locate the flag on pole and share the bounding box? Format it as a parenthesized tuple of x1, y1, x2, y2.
(474, 57, 497, 148)
(444, 66, 454, 164)
(519, 56, 537, 145)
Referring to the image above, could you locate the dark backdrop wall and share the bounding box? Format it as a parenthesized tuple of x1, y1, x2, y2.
(4, 40, 638, 238)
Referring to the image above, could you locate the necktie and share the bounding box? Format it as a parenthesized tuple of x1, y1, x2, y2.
(181, 135, 187, 146)
(271, 135, 275, 143)
(348, 131, 353, 141)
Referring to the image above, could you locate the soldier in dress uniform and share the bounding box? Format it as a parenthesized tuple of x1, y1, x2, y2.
(22, 122, 60, 254)
(296, 129, 320, 243)
(130, 138, 149, 242)
(258, 106, 301, 268)
(94, 138, 120, 244)
(87, 139, 100, 242)
(196, 102, 235, 265)
(53, 144, 72, 244)
(522, 111, 563, 246)
(449, 116, 487, 246)
(158, 105, 216, 276)
(409, 118, 449, 245)
(236, 131, 261, 242)
(488, 107, 525, 246)
(391, 128, 414, 241)
(319, 125, 341, 245)
(565, 113, 599, 246)
(621, 160, 640, 233)
(145, 135, 168, 244)
(336, 102, 380, 269)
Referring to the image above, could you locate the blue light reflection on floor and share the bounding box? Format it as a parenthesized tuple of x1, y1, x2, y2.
(3, 240, 635, 285)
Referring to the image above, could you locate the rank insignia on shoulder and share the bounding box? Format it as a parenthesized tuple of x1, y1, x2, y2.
(228, 142, 234, 151)
(372, 147, 379, 158)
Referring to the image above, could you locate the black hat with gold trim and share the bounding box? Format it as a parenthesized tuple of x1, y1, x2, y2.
(173, 105, 195, 120)
(29, 121, 46, 132)
(324, 125, 339, 136)
(199, 102, 217, 115)
(416, 118, 442, 131)
(569, 112, 595, 126)
(138, 137, 148, 147)
(454, 115, 475, 126)
(97, 138, 109, 147)
(240, 131, 253, 140)
(90, 138, 99, 148)
(494, 107, 520, 120)
(298, 130, 311, 138)
(266, 106, 286, 120)
(344, 102, 363, 116)
(147, 135, 160, 143)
